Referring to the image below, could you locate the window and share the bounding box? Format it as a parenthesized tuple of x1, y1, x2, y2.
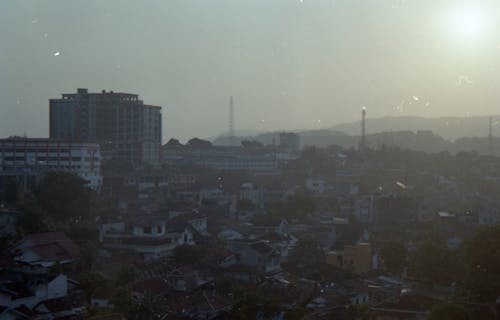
(144, 226, 152, 234)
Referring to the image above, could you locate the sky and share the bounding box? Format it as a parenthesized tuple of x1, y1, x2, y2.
(2, 0, 500, 142)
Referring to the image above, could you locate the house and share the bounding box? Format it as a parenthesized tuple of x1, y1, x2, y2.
(326, 242, 373, 274)
(165, 266, 211, 292)
(32, 294, 87, 319)
(99, 215, 195, 260)
(0, 305, 36, 320)
(306, 178, 327, 194)
(226, 240, 281, 274)
(371, 293, 442, 320)
(12, 232, 80, 267)
(0, 270, 68, 309)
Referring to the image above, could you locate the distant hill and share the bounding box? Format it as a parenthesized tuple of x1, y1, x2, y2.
(211, 115, 500, 155)
(331, 115, 500, 141)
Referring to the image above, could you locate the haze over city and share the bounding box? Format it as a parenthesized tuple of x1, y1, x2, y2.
(2, 0, 500, 141)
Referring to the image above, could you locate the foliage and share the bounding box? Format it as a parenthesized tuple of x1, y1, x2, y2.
(409, 241, 461, 285)
(0, 235, 13, 252)
(111, 287, 132, 314)
(128, 292, 168, 320)
(35, 171, 92, 222)
(16, 205, 50, 234)
(288, 235, 325, 269)
(284, 307, 307, 320)
(172, 244, 206, 266)
(115, 265, 137, 286)
(78, 242, 97, 272)
(241, 140, 263, 148)
(187, 137, 212, 148)
(428, 304, 470, 320)
(237, 198, 256, 211)
(78, 272, 107, 301)
(2, 177, 20, 205)
(464, 225, 500, 302)
(347, 304, 371, 319)
(229, 294, 280, 320)
(65, 223, 99, 242)
(379, 241, 407, 275)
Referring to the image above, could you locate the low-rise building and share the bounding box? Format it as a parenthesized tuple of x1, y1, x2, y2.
(225, 240, 281, 274)
(326, 242, 373, 274)
(0, 138, 102, 189)
(12, 232, 80, 268)
(99, 215, 195, 260)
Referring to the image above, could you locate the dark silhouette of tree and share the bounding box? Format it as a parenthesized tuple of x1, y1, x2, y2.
(115, 265, 137, 287)
(289, 236, 325, 269)
(35, 171, 92, 222)
(241, 140, 263, 148)
(172, 244, 206, 266)
(128, 292, 168, 320)
(283, 192, 316, 220)
(16, 205, 49, 234)
(78, 271, 107, 302)
(2, 177, 20, 205)
(464, 225, 500, 303)
(112, 286, 132, 314)
(428, 304, 470, 320)
(165, 138, 183, 147)
(410, 241, 461, 285)
(379, 241, 407, 275)
(187, 137, 212, 148)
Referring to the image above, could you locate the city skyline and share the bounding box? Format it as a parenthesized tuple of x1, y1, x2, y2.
(2, 0, 500, 141)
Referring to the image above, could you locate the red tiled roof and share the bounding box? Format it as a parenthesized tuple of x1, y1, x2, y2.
(21, 232, 80, 259)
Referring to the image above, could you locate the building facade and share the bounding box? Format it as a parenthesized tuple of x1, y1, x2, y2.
(0, 138, 102, 189)
(49, 88, 161, 165)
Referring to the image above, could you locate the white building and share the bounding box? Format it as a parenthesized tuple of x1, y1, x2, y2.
(99, 215, 196, 260)
(0, 138, 102, 189)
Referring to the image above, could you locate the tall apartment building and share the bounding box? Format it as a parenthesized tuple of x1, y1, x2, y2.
(49, 88, 161, 165)
(0, 138, 102, 189)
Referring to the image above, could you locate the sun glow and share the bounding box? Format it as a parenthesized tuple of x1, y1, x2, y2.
(448, 4, 490, 40)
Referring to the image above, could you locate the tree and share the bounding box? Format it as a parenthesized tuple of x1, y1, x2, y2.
(172, 244, 206, 266)
(187, 138, 212, 148)
(464, 225, 500, 302)
(16, 205, 49, 234)
(241, 140, 263, 148)
(78, 272, 107, 301)
(428, 304, 470, 320)
(237, 199, 256, 211)
(288, 236, 325, 269)
(112, 286, 133, 314)
(2, 177, 20, 205)
(284, 307, 307, 320)
(35, 171, 92, 222)
(282, 192, 316, 220)
(128, 292, 168, 320)
(116, 265, 137, 286)
(379, 241, 407, 275)
(410, 241, 461, 285)
(165, 138, 183, 147)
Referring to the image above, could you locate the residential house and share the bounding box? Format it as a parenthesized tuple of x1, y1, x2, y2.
(225, 240, 281, 274)
(0, 268, 68, 309)
(12, 232, 80, 267)
(99, 215, 195, 260)
(326, 242, 373, 274)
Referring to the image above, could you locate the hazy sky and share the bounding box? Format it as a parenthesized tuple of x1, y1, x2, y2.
(2, 0, 500, 142)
